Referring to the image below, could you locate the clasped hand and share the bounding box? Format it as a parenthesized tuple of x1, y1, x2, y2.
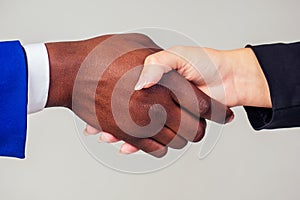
(46, 34, 233, 157)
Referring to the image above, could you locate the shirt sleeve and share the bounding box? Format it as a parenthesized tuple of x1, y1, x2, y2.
(23, 43, 50, 114)
(0, 41, 28, 158)
(244, 42, 300, 130)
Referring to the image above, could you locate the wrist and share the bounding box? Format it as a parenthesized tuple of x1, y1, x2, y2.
(45, 36, 113, 109)
(221, 48, 271, 108)
(203, 47, 241, 107)
(45, 42, 82, 109)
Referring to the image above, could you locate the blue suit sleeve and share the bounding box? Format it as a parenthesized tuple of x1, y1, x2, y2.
(244, 42, 300, 130)
(0, 41, 28, 158)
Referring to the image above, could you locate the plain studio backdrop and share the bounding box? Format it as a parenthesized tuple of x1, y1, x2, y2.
(1, 0, 300, 199)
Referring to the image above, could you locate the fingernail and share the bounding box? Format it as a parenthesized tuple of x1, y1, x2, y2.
(134, 79, 148, 90)
(227, 114, 235, 123)
(119, 148, 130, 155)
(83, 129, 89, 136)
(98, 134, 108, 142)
(97, 133, 103, 142)
(143, 81, 156, 88)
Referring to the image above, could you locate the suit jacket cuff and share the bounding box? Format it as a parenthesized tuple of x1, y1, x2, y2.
(244, 42, 300, 130)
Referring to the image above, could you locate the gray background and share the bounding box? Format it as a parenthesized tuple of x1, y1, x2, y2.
(1, 0, 300, 199)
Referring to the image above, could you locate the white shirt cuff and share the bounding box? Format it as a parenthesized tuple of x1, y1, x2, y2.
(23, 43, 50, 114)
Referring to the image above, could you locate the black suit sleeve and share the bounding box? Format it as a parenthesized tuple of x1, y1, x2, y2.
(244, 42, 300, 130)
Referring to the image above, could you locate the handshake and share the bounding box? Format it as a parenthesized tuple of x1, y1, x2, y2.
(45, 34, 234, 158)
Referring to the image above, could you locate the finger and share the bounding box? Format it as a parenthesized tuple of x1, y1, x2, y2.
(135, 50, 181, 90)
(85, 124, 100, 135)
(119, 143, 139, 154)
(184, 83, 234, 123)
(115, 134, 168, 158)
(99, 132, 121, 143)
(165, 102, 206, 142)
(152, 127, 188, 149)
(161, 70, 234, 124)
(89, 126, 168, 157)
(128, 139, 168, 158)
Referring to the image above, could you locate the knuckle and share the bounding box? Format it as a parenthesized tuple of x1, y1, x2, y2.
(149, 104, 167, 120)
(199, 98, 211, 118)
(169, 45, 184, 53)
(125, 33, 153, 43)
(144, 54, 160, 65)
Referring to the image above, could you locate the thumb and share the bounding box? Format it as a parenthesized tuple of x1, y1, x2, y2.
(134, 50, 182, 90)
